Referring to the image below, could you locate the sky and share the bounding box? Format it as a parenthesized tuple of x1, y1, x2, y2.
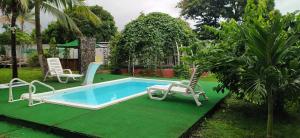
(85, 0, 300, 30)
(2, 0, 300, 32)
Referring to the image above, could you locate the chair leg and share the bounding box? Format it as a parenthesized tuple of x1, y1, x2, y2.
(189, 88, 202, 106)
(201, 92, 209, 101)
(193, 94, 202, 106)
(56, 75, 68, 83)
(43, 71, 49, 81)
(147, 88, 169, 100)
(197, 85, 208, 100)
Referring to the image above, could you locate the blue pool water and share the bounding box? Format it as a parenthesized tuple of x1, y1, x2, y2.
(47, 79, 170, 107)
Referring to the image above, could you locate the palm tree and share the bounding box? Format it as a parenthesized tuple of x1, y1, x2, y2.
(0, 0, 28, 78)
(0, 10, 35, 32)
(240, 14, 299, 138)
(34, 0, 99, 75)
(18, 11, 35, 32)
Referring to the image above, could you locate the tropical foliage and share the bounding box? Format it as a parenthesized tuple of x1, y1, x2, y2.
(48, 37, 58, 57)
(178, 0, 248, 39)
(0, 25, 33, 45)
(0, 9, 35, 32)
(178, 0, 275, 40)
(0, 45, 5, 55)
(34, 0, 100, 75)
(0, 0, 29, 77)
(110, 12, 196, 70)
(43, 5, 116, 44)
(181, 0, 300, 137)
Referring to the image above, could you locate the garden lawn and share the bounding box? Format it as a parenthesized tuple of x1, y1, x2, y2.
(0, 68, 227, 137)
(0, 68, 43, 84)
(191, 95, 300, 138)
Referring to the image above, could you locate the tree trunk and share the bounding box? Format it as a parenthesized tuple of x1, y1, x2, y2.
(21, 19, 24, 32)
(35, 0, 47, 75)
(11, 2, 18, 78)
(176, 41, 180, 66)
(267, 89, 274, 138)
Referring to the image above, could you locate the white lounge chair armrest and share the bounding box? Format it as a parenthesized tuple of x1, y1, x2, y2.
(63, 69, 73, 74)
(179, 80, 190, 85)
(49, 68, 60, 75)
(168, 82, 193, 92)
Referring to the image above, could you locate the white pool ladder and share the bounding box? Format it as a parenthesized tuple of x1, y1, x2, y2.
(8, 78, 33, 102)
(28, 80, 55, 106)
(8, 78, 55, 107)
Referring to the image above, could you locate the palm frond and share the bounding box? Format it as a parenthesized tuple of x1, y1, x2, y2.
(71, 5, 101, 25)
(41, 2, 81, 35)
(0, 15, 10, 23)
(17, 0, 29, 11)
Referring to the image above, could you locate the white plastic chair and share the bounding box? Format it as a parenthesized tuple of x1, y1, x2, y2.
(44, 58, 83, 83)
(147, 67, 208, 106)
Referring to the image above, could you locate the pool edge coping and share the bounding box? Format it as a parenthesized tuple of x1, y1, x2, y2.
(21, 77, 177, 110)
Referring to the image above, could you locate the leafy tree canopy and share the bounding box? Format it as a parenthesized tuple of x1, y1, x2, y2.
(110, 12, 196, 68)
(182, 1, 300, 136)
(43, 5, 117, 44)
(184, 0, 300, 110)
(0, 24, 33, 45)
(178, 0, 274, 40)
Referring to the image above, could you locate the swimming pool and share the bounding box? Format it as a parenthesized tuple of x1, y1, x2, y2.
(25, 78, 173, 110)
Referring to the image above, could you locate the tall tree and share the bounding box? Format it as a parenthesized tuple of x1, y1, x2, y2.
(0, 8, 35, 32)
(111, 12, 196, 70)
(0, 0, 28, 78)
(178, 0, 275, 40)
(18, 10, 35, 32)
(65, 5, 116, 42)
(42, 5, 116, 44)
(178, 0, 247, 39)
(34, 0, 99, 75)
(34, 0, 45, 75)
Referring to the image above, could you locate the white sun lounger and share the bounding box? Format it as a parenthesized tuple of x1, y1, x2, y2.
(147, 67, 208, 106)
(44, 58, 83, 83)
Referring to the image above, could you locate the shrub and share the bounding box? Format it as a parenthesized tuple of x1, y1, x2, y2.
(48, 37, 59, 57)
(112, 12, 196, 69)
(173, 64, 190, 79)
(0, 45, 6, 55)
(110, 67, 122, 75)
(28, 52, 50, 67)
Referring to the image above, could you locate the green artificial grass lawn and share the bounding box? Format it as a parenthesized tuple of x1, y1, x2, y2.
(0, 68, 227, 138)
(0, 121, 59, 138)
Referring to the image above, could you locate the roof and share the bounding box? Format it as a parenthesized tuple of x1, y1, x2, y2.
(57, 40, 109, 48)
(57, 40, 79, 48)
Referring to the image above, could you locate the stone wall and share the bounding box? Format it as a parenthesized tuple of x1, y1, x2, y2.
(79, 37, 96, 74)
